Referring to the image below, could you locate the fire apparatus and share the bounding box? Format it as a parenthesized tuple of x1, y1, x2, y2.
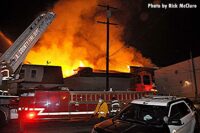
(17, 67, 156, 125)
(17, 66, 156, 131)
(0, 11, 55, 126)
(18, 88, 155, 131)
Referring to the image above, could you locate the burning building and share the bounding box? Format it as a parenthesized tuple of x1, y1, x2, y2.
(64, 66, 156, 91)
(8, 65, 155, 94)
(1, 1, 156, 93)
(24, 0, 154, 77)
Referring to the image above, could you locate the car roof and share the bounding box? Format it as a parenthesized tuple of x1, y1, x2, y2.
(131, 96, 184, 106)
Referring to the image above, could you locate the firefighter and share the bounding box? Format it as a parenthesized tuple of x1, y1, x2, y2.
(94, 97, 109, 121)
(110, 96, 120, 117)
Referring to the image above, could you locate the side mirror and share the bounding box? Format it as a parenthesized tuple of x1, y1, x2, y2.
(163, 116, 169, 124)
(168, 119, 183, 126)
(163, 116, 183, 126)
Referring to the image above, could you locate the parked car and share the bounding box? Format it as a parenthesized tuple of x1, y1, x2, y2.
(91, 96, 199, 133)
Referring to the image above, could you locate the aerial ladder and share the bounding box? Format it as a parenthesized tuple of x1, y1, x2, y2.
(0, 11, 55, 84)
(0, 12, 55, 126)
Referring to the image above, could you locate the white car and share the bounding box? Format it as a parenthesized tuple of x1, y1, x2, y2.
(92, 96, 199, 133)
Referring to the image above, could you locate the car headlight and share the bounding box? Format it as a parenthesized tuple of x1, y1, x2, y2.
(91, 128, 98, 133)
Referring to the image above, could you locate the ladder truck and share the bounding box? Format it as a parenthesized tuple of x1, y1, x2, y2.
(0, 11, 55, 126)
(17, 88, 155, 132)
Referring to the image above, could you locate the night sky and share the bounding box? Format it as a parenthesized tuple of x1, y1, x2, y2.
(0, 0, 199, 67)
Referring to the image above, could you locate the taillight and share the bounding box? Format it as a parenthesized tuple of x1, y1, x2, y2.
(26, 112, 36, 119)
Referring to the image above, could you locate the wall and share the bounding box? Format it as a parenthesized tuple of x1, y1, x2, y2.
(155, 56, 200, 98)
(64, 77, 131, 91)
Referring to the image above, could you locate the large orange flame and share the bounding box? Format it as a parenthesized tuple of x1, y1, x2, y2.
(25, 0, 154, 77)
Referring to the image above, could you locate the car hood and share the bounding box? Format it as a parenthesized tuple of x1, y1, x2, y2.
(94, 118, 169, 133)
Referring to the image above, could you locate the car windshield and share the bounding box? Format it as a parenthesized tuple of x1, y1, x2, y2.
(116, 103, 168, 125)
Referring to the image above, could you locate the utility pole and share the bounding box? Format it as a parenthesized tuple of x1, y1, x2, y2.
(190, 50, 198, 101)
(97, 5, 117, 91)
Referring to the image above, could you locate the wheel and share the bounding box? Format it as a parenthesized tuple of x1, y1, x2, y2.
(0, 110, 7, 127)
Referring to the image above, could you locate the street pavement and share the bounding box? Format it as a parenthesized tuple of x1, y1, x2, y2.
(0, 119, 100, 133)
(1, 103, 200, 133)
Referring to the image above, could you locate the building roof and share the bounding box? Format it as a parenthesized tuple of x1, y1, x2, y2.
(70, 67, 131, 78)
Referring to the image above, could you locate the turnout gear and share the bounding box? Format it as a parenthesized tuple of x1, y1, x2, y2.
(94, 99, 109, 119)
(110, 97, 120, 117)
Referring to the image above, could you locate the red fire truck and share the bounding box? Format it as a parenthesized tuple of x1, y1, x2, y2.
(129, 66, 156, 92)
(18, 89, 154, 130)
(17, 63, 157, 131)
(17, 65, 157, 131)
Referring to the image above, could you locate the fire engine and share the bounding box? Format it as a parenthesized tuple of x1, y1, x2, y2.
(0, 11, 55, 126)
(18, 88, 154, 130)
(17, 66, 157, 129)
(17, 66, 156, 131)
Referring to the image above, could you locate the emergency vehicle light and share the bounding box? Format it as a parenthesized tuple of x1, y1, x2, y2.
(27, 112, 36, 119)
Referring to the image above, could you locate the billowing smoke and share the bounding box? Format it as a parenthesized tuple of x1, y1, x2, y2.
(25, 0, 154, 77)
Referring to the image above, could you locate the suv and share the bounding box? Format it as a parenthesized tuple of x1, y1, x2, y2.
(92, 96, 199, 133)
